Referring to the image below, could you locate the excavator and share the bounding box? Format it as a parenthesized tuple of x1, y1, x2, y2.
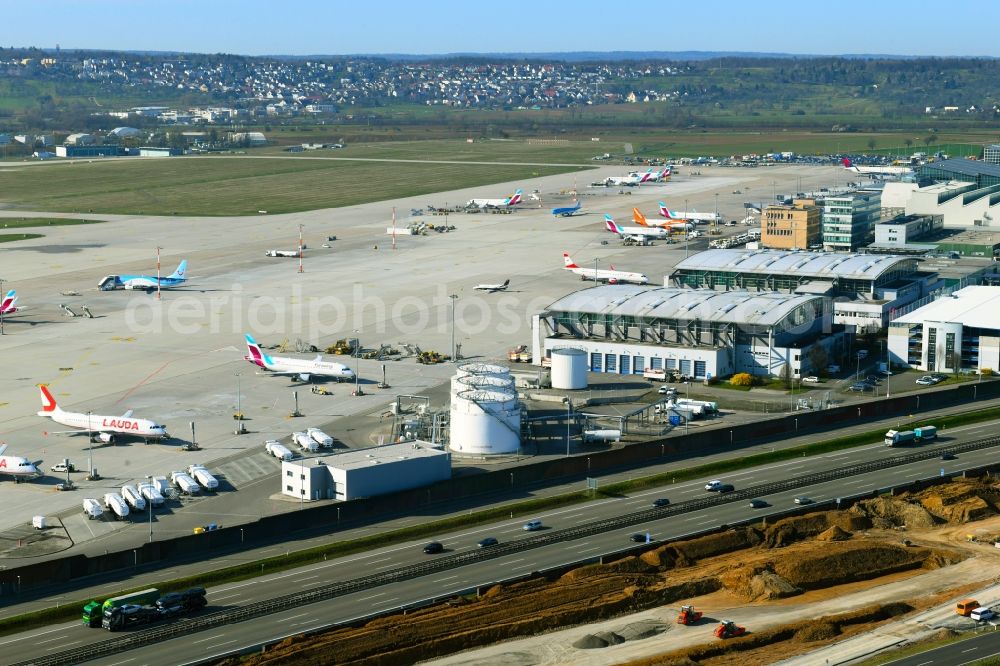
(714, 620, 747, 639)
(675, 605, 703, 625)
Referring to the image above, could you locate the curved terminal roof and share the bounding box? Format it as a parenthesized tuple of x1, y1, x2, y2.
(543, 286, 823, 327)
(672, 249, 913, 281)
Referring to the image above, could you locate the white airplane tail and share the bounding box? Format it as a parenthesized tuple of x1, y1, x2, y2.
(37, 385, 66, 417)
(562, 253, 580, 269)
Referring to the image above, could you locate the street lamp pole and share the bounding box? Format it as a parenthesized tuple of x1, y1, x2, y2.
(155, 246, 162, 301)
(87, 411, 93, 478)
(0, 276, 5, 335)
(449, 294, 458, 362)
(145, 474, 153, 542)
(353, 329, 360, 394)
(565, 399, 571, 457)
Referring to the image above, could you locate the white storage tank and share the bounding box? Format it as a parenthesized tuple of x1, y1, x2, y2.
(450, 389, 521, 455)
(457, 374, 515, 394)
(451, 362, 512, 398)
(550, 347, 588, 390)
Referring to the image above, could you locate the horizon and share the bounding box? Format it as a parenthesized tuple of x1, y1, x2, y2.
(6, 0, 1000, 58)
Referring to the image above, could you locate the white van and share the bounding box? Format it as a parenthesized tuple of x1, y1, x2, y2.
(971, 607, 995, 622)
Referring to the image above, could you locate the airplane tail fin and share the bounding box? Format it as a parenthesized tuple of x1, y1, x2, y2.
(659, 202, 672, 218)
(502, 279, 510, 287)
(632, 208, 648, 226)
(562, 253, 579, 269)
(0, 289, 16, 313)
(507, 189, 523, 206)
(244, 334, 272, 367)
(604, 214, 621, 234)
(842, 158, 858, 171)
(168, 260, 187, 280)
(37, 385, 65, 417)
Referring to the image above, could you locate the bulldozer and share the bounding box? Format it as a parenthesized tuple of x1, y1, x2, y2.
(675, 605, 703, 625)
(417, 350, 450, 365)
(325, 338, 358, 356)
(714, 620, 746, 639)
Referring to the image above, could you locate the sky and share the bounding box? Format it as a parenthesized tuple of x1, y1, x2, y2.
(4, 0, 1000, 58)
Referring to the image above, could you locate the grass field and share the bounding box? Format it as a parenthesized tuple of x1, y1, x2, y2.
(0, 157, 583, 216)
(0, 217, 104, 229)
(0, 233, 43, 243)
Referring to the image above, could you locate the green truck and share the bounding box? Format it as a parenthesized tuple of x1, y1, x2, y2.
(82, 588, 160, 627)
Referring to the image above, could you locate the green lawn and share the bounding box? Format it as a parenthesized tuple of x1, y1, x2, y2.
(0, 157, 584, 216)
(0, 233, 43, 243)
(0, 217, 104, 229)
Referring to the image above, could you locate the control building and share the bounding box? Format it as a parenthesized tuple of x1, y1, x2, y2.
(761, 199, 821, 250)
(531, 285, 842, 380)
(888, 286, 1000, 374)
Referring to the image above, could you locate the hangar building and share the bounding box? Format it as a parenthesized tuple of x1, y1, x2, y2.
(531, 285, 843, 380)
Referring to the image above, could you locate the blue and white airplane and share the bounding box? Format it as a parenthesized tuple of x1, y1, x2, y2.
(551, 200, 582, 217)
(99, 260, 188, 291)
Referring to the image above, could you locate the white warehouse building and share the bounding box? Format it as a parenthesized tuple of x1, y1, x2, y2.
(531, 286, 844, 380)
(888, 286, 1000, 374)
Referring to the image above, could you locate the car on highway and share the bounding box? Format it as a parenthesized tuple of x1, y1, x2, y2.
(523, 519, 543, 531)
(477, 537, 499, 548)
(794, 496, 813, 505)
(704, 480, 724, 491)
(802, 376, 820, 383)
(423, 541, 444, 554)
(630, 533, 652, 543)
(941, 452, 957, 461)
(717, 483, 736, 493)
(652, 498, 671, 507)
(748, 499, 768, 509)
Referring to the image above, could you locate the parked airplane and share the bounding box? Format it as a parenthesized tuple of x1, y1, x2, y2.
(841, 158, 913, 176)
(244, 334, 355, 383)
(467, 188, 523, 208)
(37, 385, 168, 443)
(1, 290, 18, 315)
(632, 207, 692, 232)
(562, 253, 648, 285)
(659, 201, 720, 223)
(98, 260, 188, 291)
(0, 444, 41, 480)
(551, 200, 582, 217)
(629, 167, 671, 183)
(592, 170, 647, 187)
(473, 279, 510, 292)
(605, 215, 667, 240)
(265, 250, 302, 258)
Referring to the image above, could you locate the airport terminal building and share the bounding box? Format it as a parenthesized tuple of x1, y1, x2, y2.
(668, 249, 933, 331)
(888, 286, 1000, 374)
(531, 285, 844, 380)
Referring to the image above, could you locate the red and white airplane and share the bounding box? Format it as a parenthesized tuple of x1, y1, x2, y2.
(0, 444, 41, 480)
(1, 290, 19, 315)
(562, 253, 648, 284)
(841, 158, 913, 176)
(467, 188, 523, 209)
(658, 201, 720, 224)
(244, 334, 355, 383)
(37, 385, 169, 443)
(632, 207, 692, 232)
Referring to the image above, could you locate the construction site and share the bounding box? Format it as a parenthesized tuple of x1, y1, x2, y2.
(222, 476, 1000, 666)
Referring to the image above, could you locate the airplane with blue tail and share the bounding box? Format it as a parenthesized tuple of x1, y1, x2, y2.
(551, 200, 582, 217)
(99, 260, 188, 292)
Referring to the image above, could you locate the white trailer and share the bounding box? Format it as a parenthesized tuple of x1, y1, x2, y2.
(265, 440, 294, 461)
(292, 431, 319, 453)
(137, 482, 165, 507)
(187, 465, 219, 491)
(121, 485, 147, 511)
(306, 427, 334, 448)
(582, 429, 622, 443)
(170, 470, 201, 495)
(103, 493, 130, 520)
(152, 475, 172, 497)
(83, 498, 104, 520)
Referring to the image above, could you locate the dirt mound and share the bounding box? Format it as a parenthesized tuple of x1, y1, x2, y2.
(668, 527, 762, 564)
(851, 496, 938, 529)
(719, 566, 801, 601)
(772, 542, 936, 589)
(617, 620, 668, 641)
(920, 491, 993, 524)
(794, 620, 840, 642)
(762, 512, 839, 547)
(572, 631, 624, 649)
(817, 525, 852, 541)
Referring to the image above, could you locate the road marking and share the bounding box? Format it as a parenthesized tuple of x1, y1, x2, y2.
(915, 660, 933, 665)
(962, 647, 978, 653)
(575, 545, 604, 553)
(358, 592, 386, 601)
(511, 563, 536, 571)
(433, 575, 459, 583)
(36, 635, 71, 645)
(0, 624, 72, 647)
(280, 612, 310, 622)
(212, 593, 242, 602)
(192, 633, 228, 644)
(46, 640, 80, 651)
(105, 658, 137, 666)
(203, 639, 239, 649)
(373, 597, 399, 605)
(694, 519, 717, 526)
(367, 557, 391, 564)
(505, 558, 525, 565)
(292, 575, 319, 583)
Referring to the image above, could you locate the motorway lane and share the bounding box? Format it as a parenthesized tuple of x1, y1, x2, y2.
(882, 631, 1000, 666)
(6, 423, 1000, 664)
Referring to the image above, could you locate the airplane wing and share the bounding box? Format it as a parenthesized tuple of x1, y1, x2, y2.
(122, 409, 134, 419)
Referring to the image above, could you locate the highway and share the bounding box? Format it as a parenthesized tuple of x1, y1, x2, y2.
(6, 419, 1000, 665)
(884, 631, 1000, 666)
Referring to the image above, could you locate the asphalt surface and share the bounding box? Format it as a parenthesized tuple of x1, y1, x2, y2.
(883, 631, 1000, 666)
(4, 417, 1000, 665)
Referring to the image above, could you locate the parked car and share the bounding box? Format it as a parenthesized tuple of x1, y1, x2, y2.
(423, 541, 444, 554)
(477, 536, 499, 548)
(652, 498, 671, 507)
(916, 376, 935, 386)
(866, 375, 881, 384)
(848, 382, 868, 392)
(50, 462, 76, 473)
(802, 376, 820, 383)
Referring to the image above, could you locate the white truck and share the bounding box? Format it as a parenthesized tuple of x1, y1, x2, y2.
(120, 485, 147, 511)
(292, 431, 319, 453)
(152, 476, 172, 498)
(82, 498, 104, 520)
(265, 440, 294, 461)
(582, 429, 622, 443)
(187, 465, 219, 491)
(170, 470, 201, 496)
(103, 493, 130, 520)
(675, 398, 718, 414)
(307, 427, 334, 448)
(137, 482, 165, 507)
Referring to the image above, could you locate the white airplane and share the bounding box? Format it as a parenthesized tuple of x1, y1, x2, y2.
(604, 215, 667, 241)
(659, 201, 720, 224)
(473, 279, 510, 293)
(592, 172, 643, 187)
(467, 188, 523, 208)
(265, 250, 302, 258)
(632, 207, 691, 232)
(1, 289, 19, 315)
(244, 334, 355, 383)
(562, 253, 648, 285)
(0, 444, 41, 480)
(99, 260, 188, 292)
(36, 385, 169, 443)
(841, 158, 913, 176)
(628, 167, 671, 183)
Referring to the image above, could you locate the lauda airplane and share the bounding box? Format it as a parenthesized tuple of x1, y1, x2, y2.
(37, 385, 168, 443)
